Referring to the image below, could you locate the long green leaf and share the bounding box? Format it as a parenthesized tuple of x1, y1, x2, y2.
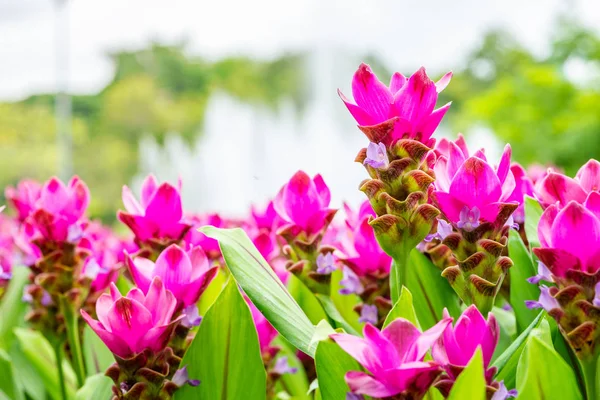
(75, 375, 112, 400)
(492, 311, 544, 389)
(383, 286, 420, 329)
(175, 278, 266, 400)
(315, 340, 361, 400)
(516, 336, 583, 399)
(201, 227, 316, 356)
(14, 328, 77, 400)
(9, 344, 45, 400)
(288, 275, 328, 325)
(524, 196, 543, 248)
(0, 266, 29, 349)
(272, 336, 310, 399)
(59, 296, 85, 386)
(405, 250, 461, 329)
(0, 349, 24, 400)
(315, 295, 359, 336)
(507, 230, 541, 333)
(447, 348, 486, 400)
(330, 269, 363, 333)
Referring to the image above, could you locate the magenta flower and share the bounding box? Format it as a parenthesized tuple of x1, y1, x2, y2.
(432, 306, 499, 382)
(81, 277, 182, 358)
(533, 194, 600, 278)
(536, 159, 600, 207)
(126, 244, 218, 311)
(433, 143, 517, 229)
(505, 163, 534, 224)
(184, 212, 226, 260)
(5, 179, 41, 222)
(25, 176, 90, 243)
(118, 175, 192, 244)
(273, 171, 336, 237)
(330, 317, 451, 398)
(339, 63, 451, 147)
(339, 201, 391, 277)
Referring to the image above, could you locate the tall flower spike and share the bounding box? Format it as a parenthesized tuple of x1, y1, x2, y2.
(118, 175, 192, 256)
(432, 306, 504, 398)
(330, 317, 452, 399)
(431, 143, 518, 313)
(341, 64, 450, 301)
(273, 171, 337, 294)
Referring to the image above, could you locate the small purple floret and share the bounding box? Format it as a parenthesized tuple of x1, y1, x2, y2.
(316, 252, 336, 275)
(364, 142, 389, 169)
(358, 304, 378, 325)
(339, 267, 364, 295)
(457, 206, 480, 232)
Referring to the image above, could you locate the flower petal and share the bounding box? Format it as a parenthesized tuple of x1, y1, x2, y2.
(345, 371, 400, 398)
(449, 157, 502, 209)
(551, 201, 600, 268)
(140, 174, 158, 209)
(351, 64, 393, 123)
(145, 183, 183, 225)
(576, 159, 600, 193)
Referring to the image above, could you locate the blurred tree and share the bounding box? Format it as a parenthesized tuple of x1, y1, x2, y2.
(442, 18, 600, 173)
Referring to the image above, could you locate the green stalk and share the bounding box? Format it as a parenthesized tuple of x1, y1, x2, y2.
(580, 356, 599, 400)
(390, 246, 411, 303)
(53, 341, 69, 400)
(59, 296, 86, 387)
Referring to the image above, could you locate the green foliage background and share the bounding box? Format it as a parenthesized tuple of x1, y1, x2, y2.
(3, 18, 600, 221)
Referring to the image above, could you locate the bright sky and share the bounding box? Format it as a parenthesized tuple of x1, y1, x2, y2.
(0, 0, 599, 101)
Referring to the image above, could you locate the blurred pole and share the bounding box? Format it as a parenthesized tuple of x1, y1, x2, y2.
(54, 0, 72, 180)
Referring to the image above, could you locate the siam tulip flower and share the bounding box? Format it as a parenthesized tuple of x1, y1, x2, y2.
(5, 179, 41, 222)
(339, 63, 451, 148)
(431, 141, 518, 313)
(81, 277, 182, 358)
(126, 244, 218, 312)
(26, 176, 90, 244)
(273, 171, 336, 238)
(432, 306, 502, 397)
(330, 317, 451, 399)
(535, 159, 600, 208)
(273, 171, 337, 294)
(118, 175, 192, 252)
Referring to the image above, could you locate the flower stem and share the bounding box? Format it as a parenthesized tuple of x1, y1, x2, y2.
(580, 356, 599, 400)
(53, 341, 68, 400)
(391, 247, 411, 303)
(59, 295, 86, 387)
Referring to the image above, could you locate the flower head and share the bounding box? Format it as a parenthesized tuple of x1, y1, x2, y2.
(118, 175, 191, 244)
(81, 277, 182, 358)
(5, 179, 41, 222)
(535, 159, 600, 207)
(339, 63, 451, 147)
(433, 143, 517, 229)
(330, 317, 451, 398)
(126, 244, 218, 311)
(505, 163, 534, 224)
(273, 171, 336, 237)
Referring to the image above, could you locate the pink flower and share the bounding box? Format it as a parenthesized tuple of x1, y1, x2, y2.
(432, 306, 499, 381)
(26, 177, 90, 243)
(505, 163, 534, 224)
(533, 194, 600, 277)
(433, 143, 517, 229)
(118, 175, 192, 244)
(248, 301, 278, 357)
(81, 277, 182, 358)
(5, 179, 41, 222)
(330, 317, 451, 398)
(339, 63, 451, 147)
(536, 159, 600, 208)
(339, 201, 391, 278)
(273, 171, 336, 237)
(184, 213, 226, 259)
(126, 244, 218, 311)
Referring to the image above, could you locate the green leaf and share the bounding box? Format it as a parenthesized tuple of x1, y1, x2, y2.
(115, 274, 133, 295)
(9, 344, 45, 400)
(330, 269, 363, 333)
(175, 278, 266, 400)
(75, 375, 113, 400)
(492, 310, 544, 389)
(516, 336, 583, 400)
(507, 230, 541, 333)
(201, 227, 316, 356)
(315, 295, 359, 336)
(0, 266, 29, 349)
(524, 195, 544, 248)
(14, 328, 77, 400)
(447, 348, 486, 400)
(405, 250, 461, 329)
(0, 349, 24, 400)
(383, 286, 420, 329)
(82, 325, 114, 377)
(197, 266, 228, 315)
(272, 336, 310, 399)
(491, 306, 516, 363)
(315, 340, 361, 400)
(288, 275, 328, 325)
